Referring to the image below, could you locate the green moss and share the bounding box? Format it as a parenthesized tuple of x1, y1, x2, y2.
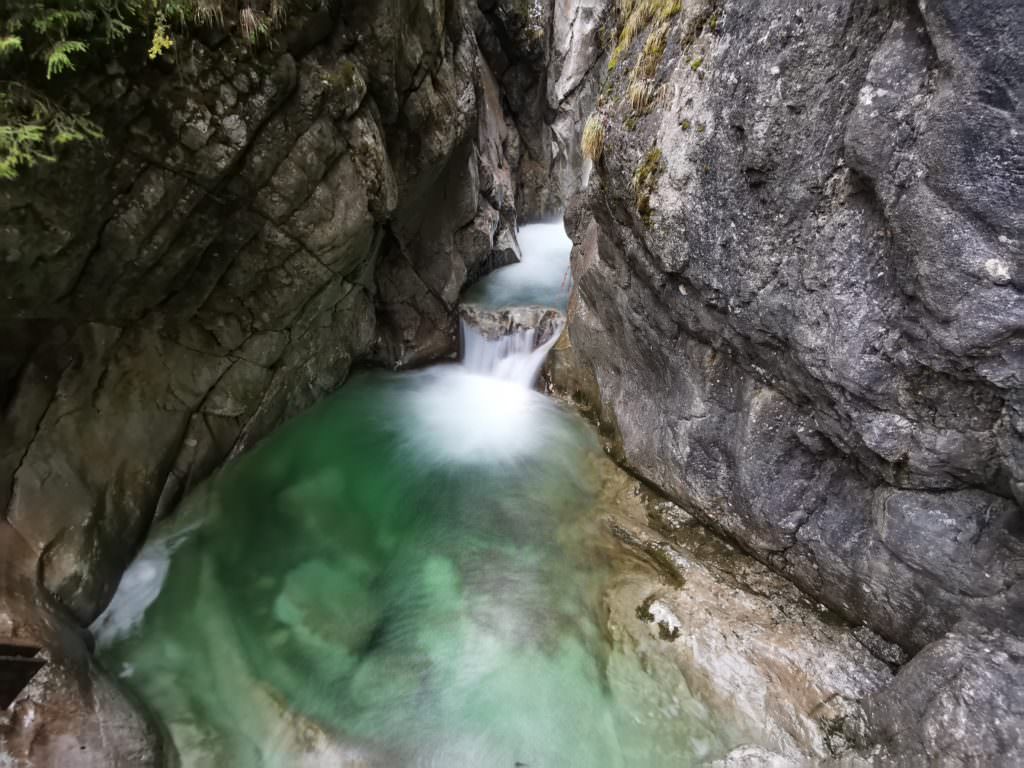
(0, 0, 301, 178)
(632, 145, 664, 225)
(690, 56, 703, 71)
(680, 3, 722, 50)
(680, 118, 691, 130)
(635, 147, 663, 184)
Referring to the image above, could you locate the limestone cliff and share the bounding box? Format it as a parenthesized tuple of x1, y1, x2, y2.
(474, 0, 612, 216)
(558, 0, 1023, 762)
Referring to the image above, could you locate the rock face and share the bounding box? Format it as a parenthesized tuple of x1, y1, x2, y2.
(865, 621, 1024, 765)
(599, 471, 895, 762)
(0, 0, 576, 629)
(0, 521, 163, 766)
(459, 304, 565, 344)
(473, 0, 612, 217)
(557, 0, 1023, 761)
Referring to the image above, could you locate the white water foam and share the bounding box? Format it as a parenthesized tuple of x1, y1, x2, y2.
(97, 316, 568, 643)
(461, 320, 562, 388)
(91, 525, 196, 649)
(402, 319, 565, 466)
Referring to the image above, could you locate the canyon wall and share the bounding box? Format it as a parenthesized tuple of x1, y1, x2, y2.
(559, 0, 1023, 763)
(474, 0, 611, 216)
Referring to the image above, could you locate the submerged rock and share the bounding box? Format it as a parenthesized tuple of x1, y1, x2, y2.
(563, 0, 1023, 646)
(595, 467, 893, 762)
(0, 0, 582, 632)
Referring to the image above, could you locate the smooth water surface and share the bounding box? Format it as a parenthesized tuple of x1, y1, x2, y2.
(96, 329, 725, 767)
(462, 221, 573, 311)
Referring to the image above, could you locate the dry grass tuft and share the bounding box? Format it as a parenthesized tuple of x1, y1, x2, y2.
(627, 79, 662, 113)
(611, 0, 681, 115)
(581, 114, 606, 162)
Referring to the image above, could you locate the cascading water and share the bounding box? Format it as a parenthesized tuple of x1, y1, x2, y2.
(95, 222, 730, 767)
(461, 318, 562, 387)
(403, 319, 563, 466)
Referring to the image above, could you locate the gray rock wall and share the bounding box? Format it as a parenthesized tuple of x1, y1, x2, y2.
(559, 0, 1022, 760)
(0, 0, 549, 625)
(474, 0, 612, 217)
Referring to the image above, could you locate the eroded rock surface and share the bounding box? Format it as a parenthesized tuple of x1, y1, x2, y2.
(563, 0, 1023, 658)
(0, 522, 162, 766)
(473, 0, 613, 217)
(597, 468, 894, 762)
(866, 622, 1024, 766)
(557, 0, 1023, 758)
(459, 304, 565, 344)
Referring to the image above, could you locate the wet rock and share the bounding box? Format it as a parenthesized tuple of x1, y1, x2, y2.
(0, 522, 163, 767)
(597, 468, 893, 761)
(865, 622, 1024, 766)
(706, 746, 795, 768)
(560, 0, 1024, 653)
(460, 305, 565, 346)
(474, 0, 613, 217)
(546, 0, 613, 209)
(0, 0, 542, 626)
(558, 0, 1024, 755)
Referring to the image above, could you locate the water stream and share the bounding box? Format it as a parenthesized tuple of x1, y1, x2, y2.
(461, 221, 573, 312)
(96, 223, 727, 767)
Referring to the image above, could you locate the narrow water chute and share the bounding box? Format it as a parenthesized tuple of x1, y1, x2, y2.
(401, 316, 565, 466)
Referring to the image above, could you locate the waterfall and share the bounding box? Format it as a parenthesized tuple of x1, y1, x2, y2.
(92, 524, 198, 650)
(461, 317, 563, 388)
(401, 316, 565, 466)
(95, 313, 568, 647)
(88, 211, 732, 768)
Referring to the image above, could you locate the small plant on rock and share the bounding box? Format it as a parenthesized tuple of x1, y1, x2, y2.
(581, 114, 606, 162)
(610, 0, 682, 82)
(627, 79, 661, 113)
(0, 0, 297, 179)
(632, 145, 664, 224)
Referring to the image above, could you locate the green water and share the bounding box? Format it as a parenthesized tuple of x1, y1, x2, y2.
(98, 368, 724, 767)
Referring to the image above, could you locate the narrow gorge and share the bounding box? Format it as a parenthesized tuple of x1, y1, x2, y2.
(1, 0, 1021, 766)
